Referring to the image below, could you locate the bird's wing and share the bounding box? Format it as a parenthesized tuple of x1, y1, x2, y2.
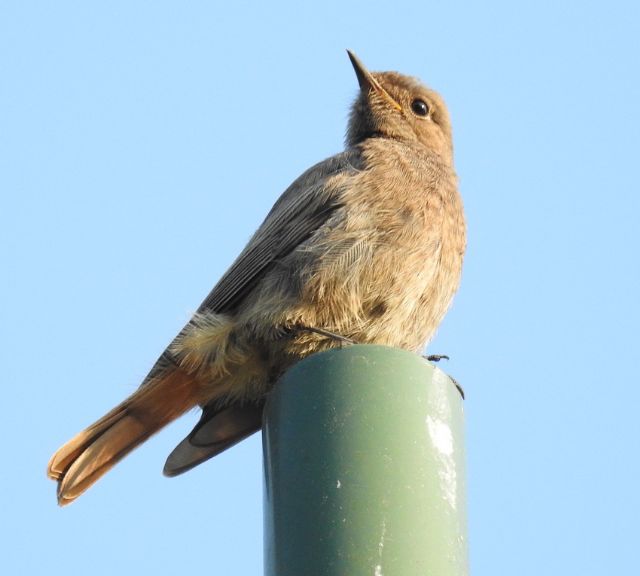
(198, 149, 362, 313)
(162, 150, 363, 477)
(144, 149, 360, 387)
(163, 401, 265, 477)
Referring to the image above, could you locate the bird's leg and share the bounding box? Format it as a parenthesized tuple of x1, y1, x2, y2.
(294, 325, 356, 347)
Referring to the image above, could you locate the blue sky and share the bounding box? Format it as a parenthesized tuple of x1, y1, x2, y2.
(2, 1, 639, 574)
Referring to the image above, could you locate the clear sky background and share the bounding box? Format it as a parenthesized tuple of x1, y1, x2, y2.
(2, 1, 639, 574)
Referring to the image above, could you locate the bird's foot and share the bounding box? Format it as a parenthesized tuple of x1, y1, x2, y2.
(424, 354, 449, 362)
(423, 354, 464, 399)
(451, 377, 465, 400)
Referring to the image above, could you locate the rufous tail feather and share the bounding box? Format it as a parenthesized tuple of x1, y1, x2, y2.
(47, 368, 200, 506)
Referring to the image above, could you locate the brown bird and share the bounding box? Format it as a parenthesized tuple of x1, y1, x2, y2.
(48, 51, 466, 505)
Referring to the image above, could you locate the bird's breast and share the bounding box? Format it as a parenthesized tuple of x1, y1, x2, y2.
(288, 146, 465, 350)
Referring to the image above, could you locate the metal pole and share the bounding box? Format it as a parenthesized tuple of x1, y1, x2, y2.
(263, 344, 468, 576)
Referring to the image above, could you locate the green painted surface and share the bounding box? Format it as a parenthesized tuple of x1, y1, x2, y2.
(263, 345, 468, 576)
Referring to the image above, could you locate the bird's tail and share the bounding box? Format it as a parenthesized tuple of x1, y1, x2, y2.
(47, 367, 200, 506)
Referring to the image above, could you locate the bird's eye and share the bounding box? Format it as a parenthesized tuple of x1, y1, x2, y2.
(411, 99, 430, 117)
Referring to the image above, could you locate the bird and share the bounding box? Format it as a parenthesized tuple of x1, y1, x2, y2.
(48, 51, 466, 506)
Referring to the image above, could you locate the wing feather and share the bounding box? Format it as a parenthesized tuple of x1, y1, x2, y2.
(198, 150, 363, 313)
(162, 150, 364, 474)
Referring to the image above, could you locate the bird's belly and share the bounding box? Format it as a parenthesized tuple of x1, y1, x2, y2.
(285, 229, 456, 352)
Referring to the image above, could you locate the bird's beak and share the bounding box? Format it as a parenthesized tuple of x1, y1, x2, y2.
(347, 50, 402, 112)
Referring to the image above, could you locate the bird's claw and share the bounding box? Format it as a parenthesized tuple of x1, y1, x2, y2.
(451, 376, 465, 400)
(423, 354, 464, 399)
(424, 354, 450, 362)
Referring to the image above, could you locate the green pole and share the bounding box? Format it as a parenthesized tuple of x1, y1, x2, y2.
(263, 344, 468, 576)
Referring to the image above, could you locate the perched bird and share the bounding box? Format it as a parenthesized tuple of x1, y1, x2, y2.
(48, 51, 466, 505)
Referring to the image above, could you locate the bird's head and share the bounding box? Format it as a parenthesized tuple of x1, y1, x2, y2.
(346, 51, 453, 163)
